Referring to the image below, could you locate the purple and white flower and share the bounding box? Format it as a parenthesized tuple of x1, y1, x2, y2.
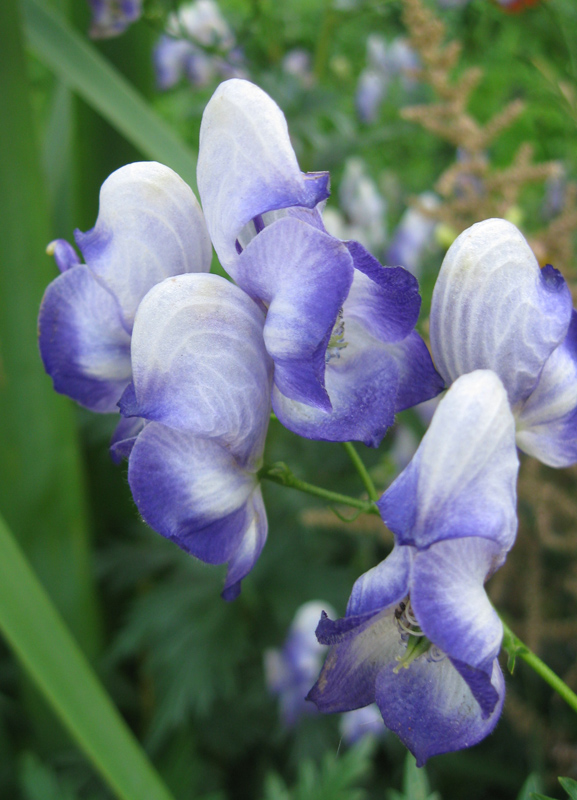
(87, 0, 142, 39)
(154, 0, 246, 90)
(430, 218, 577, 467)
(120, 273, 273, 600)
(197, 79, 443, 446)
(38, 162, 211, 456)
(308, 370, 519, 765)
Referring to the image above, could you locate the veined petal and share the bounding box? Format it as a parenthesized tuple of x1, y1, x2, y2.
(393, 331, 445, 413)
(430, 219, 572, 405)
(38, 264, 131, 412)
(411, 537, 504, 673)
(237, 217, 354, 409)
(274, 319, 442, 447)
(344, 242, 421, 342)
(375, 653, 504, 766)
(378, 371, 518, 552)
(221, 487, 268, 601)
(346, 545, 411, 617)
(516, 311, 577, 467)
(128, 422, 266, 597)
(121, 273, 272, 467)
(75, 162, 211, 331)
(197, 79, 329, 274)
(307, 607, 405, 713)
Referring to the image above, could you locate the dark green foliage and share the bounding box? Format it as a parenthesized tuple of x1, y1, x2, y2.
(263, 737, 374, 800)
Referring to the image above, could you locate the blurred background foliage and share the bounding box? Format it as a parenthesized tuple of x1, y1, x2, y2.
(2, 0, 577, 797)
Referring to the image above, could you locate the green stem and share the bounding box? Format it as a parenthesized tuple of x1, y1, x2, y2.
(501, 620, 577, 716)
(259, 463, 380, 515)
(342, 442, 379, 502)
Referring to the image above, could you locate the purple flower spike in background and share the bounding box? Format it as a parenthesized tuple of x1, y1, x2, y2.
(88, 0, 142, 39)
(154, 0, 246, 91)
(430, 218, 577, 467)
(308, 370, 519, 765)
(265, 601, 336, 726)
(119, 273, 273, 600)
(198, 79, 443, 445)
(38, 162, 211, 456)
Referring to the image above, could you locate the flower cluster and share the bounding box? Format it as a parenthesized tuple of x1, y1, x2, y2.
(87, 0, 142, 39)
(38, 78, 577, 765)
(154, 0, 246, 91)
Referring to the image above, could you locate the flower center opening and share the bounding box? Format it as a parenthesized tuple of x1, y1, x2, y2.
(325, 308, 348, 363)
(393, 598, 446, 672)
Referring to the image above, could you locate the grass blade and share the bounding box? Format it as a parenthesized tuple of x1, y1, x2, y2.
(0, 511, 176, 800)
(22, 0, 198, 190)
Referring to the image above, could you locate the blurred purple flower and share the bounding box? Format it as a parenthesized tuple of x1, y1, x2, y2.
(339, 704, 386, 745)
(430, 218, 577, 467)
(385, 193, 438, 279)
(265, 601, 336, 726)
(197, 79, 443, 446)
(282, 49, 314, 88)
(154, 0, 246, 90)
(308, 370, 519, 765)
(356, 35, 419, 123)
(88, 0, 141, 39)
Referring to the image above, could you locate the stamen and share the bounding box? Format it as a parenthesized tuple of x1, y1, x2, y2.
(325, 308, 348, 363)
(392, 597, 446, 671)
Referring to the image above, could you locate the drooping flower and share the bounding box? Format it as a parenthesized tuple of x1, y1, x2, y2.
(430, 218, 577, 467)
(87, 0, 142, 39)
(308, 370, 519, 765)
(154, 0, 246, 91)
(38, 162, 211, 454)
(197, 79, 443, 446)
(119, 273, 272, 600)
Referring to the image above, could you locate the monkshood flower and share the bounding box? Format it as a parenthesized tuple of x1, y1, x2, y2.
(38, 162, 211, 454)
(308, 370, 519, 765)
(154, 0, 246, 90)
(197, 79, 443, 446)
(430, 218, 577, 467)
(88, 0, 141, 39)
(119, 273, 272, 600)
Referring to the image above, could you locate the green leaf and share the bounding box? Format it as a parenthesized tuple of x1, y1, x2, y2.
(0, 511, 175, 800)
(264, 737, 374, 800)
(0, 0, 100, 658)
(386, 751, 441, 800)
(19, 752, 79, 800)
(22, 0, 198, 191)
(517, 775, 544, 800)
(559, 778, 577, 800)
